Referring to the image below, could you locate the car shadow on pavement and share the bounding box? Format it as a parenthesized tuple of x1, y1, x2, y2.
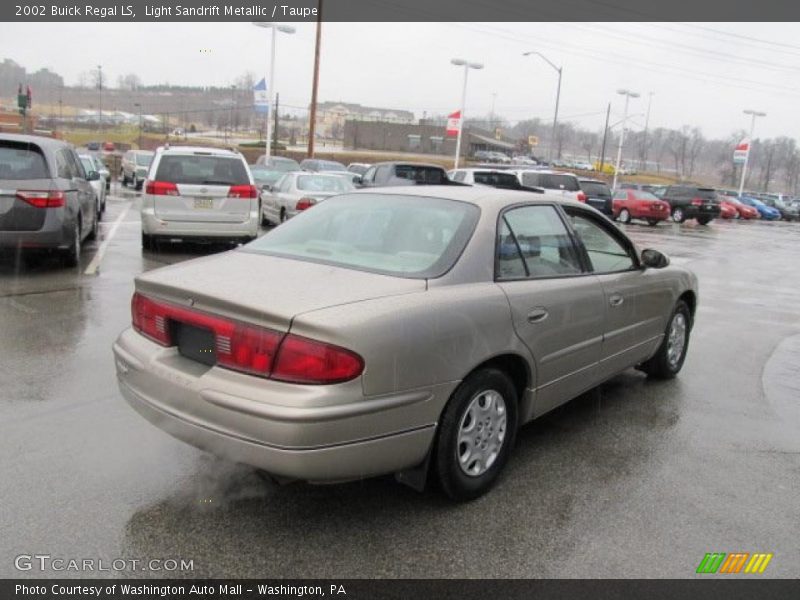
(118, 371, 685, 578)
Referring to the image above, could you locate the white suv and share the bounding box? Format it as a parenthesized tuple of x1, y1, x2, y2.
(140, 146, 259, 249)
(510, 169, 585, 202)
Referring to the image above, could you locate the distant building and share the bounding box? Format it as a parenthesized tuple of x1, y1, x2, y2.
(343, 120, 519, 158)
(315, 101, 416, 139)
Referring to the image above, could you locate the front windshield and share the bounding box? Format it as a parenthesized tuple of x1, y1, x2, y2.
(244, 194, 480, 278)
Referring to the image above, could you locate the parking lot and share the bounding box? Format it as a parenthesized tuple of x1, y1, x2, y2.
(1, 184, 798, 578)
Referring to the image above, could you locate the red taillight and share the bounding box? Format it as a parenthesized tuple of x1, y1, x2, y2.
(130, 293, 363, 384)
(145, 180, 180, 196)
(691, 197, 703, 206)
(576, 191, 587, 203)
(228, 184, 258, 199)
(296, 197, 317, 211)
(272, 334, 364, 384)
(15, 190, 65, 208)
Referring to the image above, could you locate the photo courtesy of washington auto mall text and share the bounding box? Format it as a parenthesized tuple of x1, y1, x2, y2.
(1, 0, 800, 598)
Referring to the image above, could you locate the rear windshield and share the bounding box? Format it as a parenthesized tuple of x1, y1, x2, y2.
(634, 191, 661, 201)
(0, 142, 49, 180)
(250, 167, 283, 185)
(580, 181, 611, 196)
(697, 188, 717, 199)
(521, 172, 580, 191)
(473, 171, 519, 187)
(244, 194, 480, 278)
(154, 154, 249, 185)
(79, 157, 94, 173)
(317, 160, 346, 171)
(297, 175, 354, 193)
(135, 153, 153, 166)
(394, 165, 447, 184)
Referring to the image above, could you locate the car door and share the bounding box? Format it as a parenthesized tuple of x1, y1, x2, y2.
(495, 204, 606, 418)
(68, 149, 96, 228)
(564, 207, 673, 377)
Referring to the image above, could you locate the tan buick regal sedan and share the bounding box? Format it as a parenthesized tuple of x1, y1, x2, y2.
(113, 187, 697, 500)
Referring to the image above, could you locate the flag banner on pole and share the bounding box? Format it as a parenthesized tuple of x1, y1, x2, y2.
(733, 137, 749, 164)
(446, 110, 461, 137)
(253, 78, 269, 114)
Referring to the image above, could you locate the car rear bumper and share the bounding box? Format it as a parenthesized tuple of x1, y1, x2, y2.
(0, 210, 74, 250)
(113, 328, 438, 481)
(141, 208, 259, 239)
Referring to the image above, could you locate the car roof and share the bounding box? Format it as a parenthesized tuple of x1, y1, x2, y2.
(0, 133, 68, 150)
(346, 184, 587, 211)
(371, 161, 445, 169)
(578, 178, 606, 184)
(157, 145, 239, 156)
(511, 168, 577, 176)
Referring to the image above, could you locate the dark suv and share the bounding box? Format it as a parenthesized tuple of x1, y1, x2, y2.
(659, 185, 721, 224)
(579, 178, 613, 215)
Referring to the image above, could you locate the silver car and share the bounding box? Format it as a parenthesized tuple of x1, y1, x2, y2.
(140, 146, 259, 249)
(114, 187, 697, 500)
(78, 153, 107, 216)
(261, 171, 354, 225)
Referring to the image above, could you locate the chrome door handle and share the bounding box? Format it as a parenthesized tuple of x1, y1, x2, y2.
(527, 308, 549, 323)
(609, 293, 624, 307)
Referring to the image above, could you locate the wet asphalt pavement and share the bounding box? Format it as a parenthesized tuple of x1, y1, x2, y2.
(1, 187, 798, 579)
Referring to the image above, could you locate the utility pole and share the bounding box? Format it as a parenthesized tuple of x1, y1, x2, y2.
(598, 102, 610, 173)
(307, 0, 323, 158)
(641, 91, 654, 172)
(490, 92, 497, 130)
(523, 51, 562, 162)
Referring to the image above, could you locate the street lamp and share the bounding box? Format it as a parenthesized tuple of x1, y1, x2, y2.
(641, 91, 654, 171)
(450, 58, 483, 169)
(253, 21, 296, 161)
(523, 51, 562, 162)
(134, 102, 143, 148)
(612, 88, 640, 191)
(738, 109, 767, 198)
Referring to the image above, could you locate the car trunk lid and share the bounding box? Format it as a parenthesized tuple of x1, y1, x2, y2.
(134, 250, 427, 333)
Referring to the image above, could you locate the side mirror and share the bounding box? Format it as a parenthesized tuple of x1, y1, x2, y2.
(641, 248, 669, 269)
(86, 171, 100, 181)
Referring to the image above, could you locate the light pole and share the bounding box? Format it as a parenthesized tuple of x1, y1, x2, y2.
(451, 58, 483, 169)
(227, 85, 236, 143)
(612, 89, 640, 190)
(738, 109, 766, 198)
(97, 65, 103, 135)
(134, 102, 143, 148)
(523, 51, 562, 162)
(307, 0, 323, 158)
(253, 22, 296, 161)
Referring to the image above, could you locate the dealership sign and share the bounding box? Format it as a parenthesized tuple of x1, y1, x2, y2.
(446, 110, 461, 137)
(733, 138, 749, 164)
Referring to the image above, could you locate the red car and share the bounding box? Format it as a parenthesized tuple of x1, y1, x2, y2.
(612, 189, 671, 226)
(719, 195, 759, 219)
(718, 200, 738, 219)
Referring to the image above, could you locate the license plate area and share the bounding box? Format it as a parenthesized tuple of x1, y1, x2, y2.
(173, 322, 216, 366)
(193, 198, 214, 210)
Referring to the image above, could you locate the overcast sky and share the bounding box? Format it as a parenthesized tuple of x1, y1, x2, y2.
(5, 22, 800, 139)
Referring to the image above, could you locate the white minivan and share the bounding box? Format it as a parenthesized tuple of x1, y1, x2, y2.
(140, 146, 259, 249)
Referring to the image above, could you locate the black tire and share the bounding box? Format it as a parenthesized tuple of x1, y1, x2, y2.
(434, 368, 518, 501)
(86, 202, 99, 241)
(279, 209, 287, 224)
(672, 207, 686, 223)
(133, 175, 140, 191)
(696, 216, 712, 225)
(142, 232, 154, 251)
(121, 171, 128, 187)
(640, 300, 691, 379)
(62, 219, 81, 267)
(647, 218, 660, 227)
(619, 208, 631, 224)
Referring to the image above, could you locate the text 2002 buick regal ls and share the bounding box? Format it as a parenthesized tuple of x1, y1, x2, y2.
(113, 187, 697, 500)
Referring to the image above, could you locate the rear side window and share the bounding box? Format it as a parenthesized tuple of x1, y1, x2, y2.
(497, 205, 583, 279)
(154, 154, 249, 185)
(538, 174, 579, 192)
(580, 181, 611, 196)
(394, 165, 446, 184)
(473, 171, 519, 187)
(0, 142, 49, 179)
